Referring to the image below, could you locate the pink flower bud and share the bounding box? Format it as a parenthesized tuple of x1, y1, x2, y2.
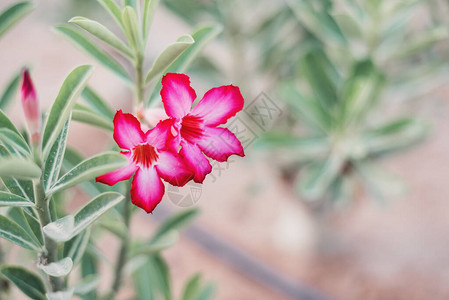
(21, 69, 40, 145)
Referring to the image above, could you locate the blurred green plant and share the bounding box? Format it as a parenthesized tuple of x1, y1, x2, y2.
(257, 0, 446, 207)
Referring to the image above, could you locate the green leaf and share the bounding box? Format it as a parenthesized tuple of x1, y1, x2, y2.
(0, 191, 33, 207)
(48, 152, 127, 195)
(73, 275, 99, 297)
(131, 230, 178, 257)
(0, 2, 34, 39)
(46, 289, 74, 300)
(72, 104, 113, 131)
(97, 0, 124, 28)
(0, 71, 21, 110)
(81, 86, 114, 119)
(147, 24, 222, 105)
(43, 192, 125, 242)
(122, 6, 141, 52)
(63, 229, 90, 266)
(182, 274, 202, 300)
(0, 128, 31, 157)
(0, 109, 21, 136)
(8, 207, 43, 246)
(55, 26, 130, 82)
(0, 214, 42, 251)
(40, 257, 73, 277)
(41, 65, 93, 158)
(0, 157, 41, 179)
(134, 255, 171, 300)
(0, 266, 46, 300)
(43, 120, 70, 192)
(142, 0, 160, 41)
(69, 16, 133, 58)
(152, 208, 199, 241)
(145, 34, 194, 85)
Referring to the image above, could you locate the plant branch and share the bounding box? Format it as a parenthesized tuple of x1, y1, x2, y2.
(34, 179, 64, 292)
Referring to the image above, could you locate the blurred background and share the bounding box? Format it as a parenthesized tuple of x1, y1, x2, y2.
(1, 0, 449, 299)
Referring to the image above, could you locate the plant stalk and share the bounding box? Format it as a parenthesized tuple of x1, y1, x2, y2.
(34, 178, 64, 292)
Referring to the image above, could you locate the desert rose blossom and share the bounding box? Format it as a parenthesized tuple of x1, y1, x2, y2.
(96, 110, 194, 213)
(21, 69, 41, 145)
(160, 73, 245, 183)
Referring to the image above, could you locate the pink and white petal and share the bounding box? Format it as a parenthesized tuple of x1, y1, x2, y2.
(156, 151, 194, 186)
(190, 85, 244, 126)
(130, 167, 165, 213)
(145, 118, 177, 150)
(96, 152, 138, 185)
(161, 73, 196, 119)
(113, 110, 144, 150)
(180, 141, 212, 183)
(197, 127, 245, 162)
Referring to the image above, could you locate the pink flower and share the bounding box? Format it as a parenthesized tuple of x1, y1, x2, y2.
(96, 110, 193, 213)
(21, 69, 40, 145)
(161, 73, 245, 183)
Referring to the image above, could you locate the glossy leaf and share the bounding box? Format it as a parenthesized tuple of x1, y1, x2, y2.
(0, 157, 41, 179)
(0, 128, 31, 157)
(40, 257, 73, 277)
(72, 104, 113, 131)
(0, 2, 34, 39)
(0, 71, 21, 110)
(81, 86, 114, 119)
(43, 192, 125, 242)
(0, 215, 42, 251)
(43, 120, 69, 192)
(147, 24, 222, 105)
(55, 26, 130, 82)
(0, 191, 33, 207)
(69, 16, 133, 58)
(0, 266, 46, 300)
(145, 34, 194, 84)
(41, 65, 93, 158)
(48, 152, 127, 195)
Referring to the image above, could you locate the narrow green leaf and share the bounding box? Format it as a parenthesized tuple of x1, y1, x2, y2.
(97, 0, 124, 28)
(131, 230, 178, 257)
(0, 266, 46, 300)
(147, 24, 222, 105)
(0, 71, 21, 110)
(80, 252, 98, 300)
(143, 0, 160, 41)
(43, 120, 70, 192)
(48, 152, 127, 195)
(73, 275, 99, 297)
(43, 192, 125, 242)
(72, 104, 113, 131)
(133, 255, 171, 300)
(0, 128, 31, 157)
(55, 26, 131, 82)
(0, 157, 41, 179)
(122, 6, 141, 52)
(42, 65, 93, 158)
(182, 274, 202, 300)
(145, 34, 194, 85)
(0, 2, 34, 39)
(46, 289, 74, 300)
(7, 207, 43, 249)
(152, 208, 199, 241)
(69, 16, 133, 58)
(40, 257, 73, 277)
(63, 229, 90, 266)
(0, 191, 33, 207)
(81, 86, 115, 119)
(0, 109, 21, 136)
(0, 215, 42, 251)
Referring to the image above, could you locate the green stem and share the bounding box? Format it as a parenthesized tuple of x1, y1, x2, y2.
(135, 53, 145, 106)
(110, 182, 132, 299)
(34, 179, 64, 292)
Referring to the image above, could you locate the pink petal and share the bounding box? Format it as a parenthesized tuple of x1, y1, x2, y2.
(145, 118, 177, 150)
(113, 110, 144, 150)
(161, 73, 196, 119)
(130, 167, 164, 213)
(180, 141, 212, 183)
(191, 85, 244, 126)
(96, 151, 138, 185)
(197, 127, 245, 162)
(156, 151, 194, 186)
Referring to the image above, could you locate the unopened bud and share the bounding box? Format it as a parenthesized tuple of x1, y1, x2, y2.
(21, 69, 40, 145)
